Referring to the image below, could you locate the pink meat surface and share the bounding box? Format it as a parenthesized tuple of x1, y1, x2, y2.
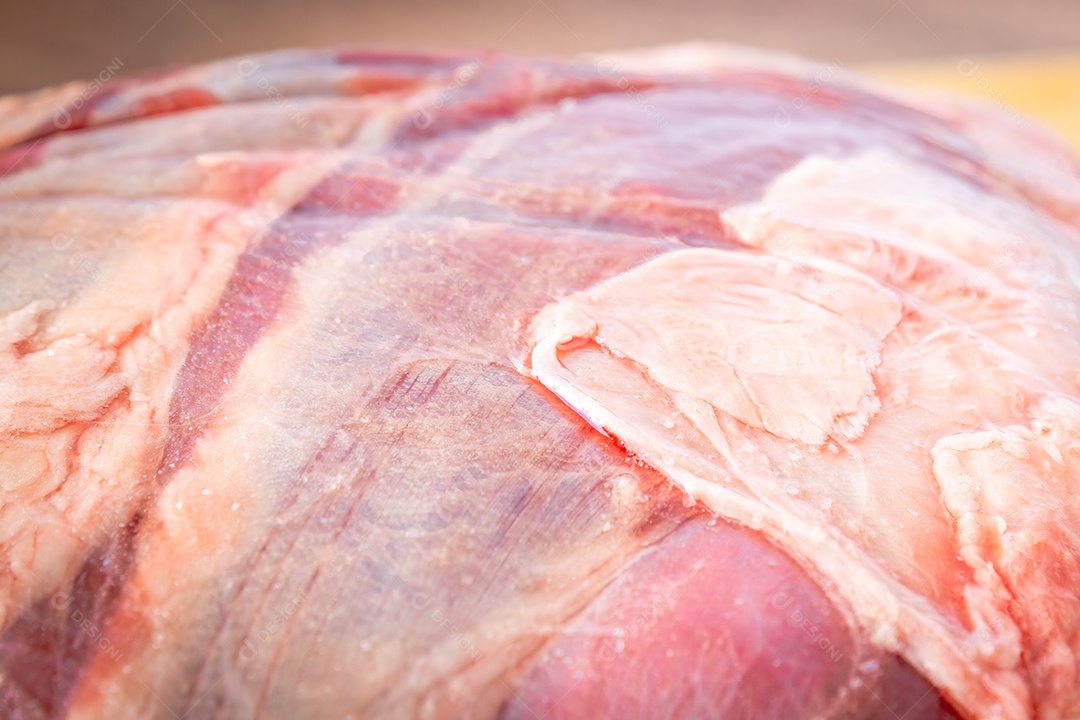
(0, 44, 1078, 719)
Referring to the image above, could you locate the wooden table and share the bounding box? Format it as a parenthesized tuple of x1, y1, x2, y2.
(869, 54, 1080, 153)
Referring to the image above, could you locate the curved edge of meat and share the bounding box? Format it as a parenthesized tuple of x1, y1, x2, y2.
(2, 43, 1077, 720)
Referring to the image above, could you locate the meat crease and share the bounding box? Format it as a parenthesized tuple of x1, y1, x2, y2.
(3, 44, 1077, 719)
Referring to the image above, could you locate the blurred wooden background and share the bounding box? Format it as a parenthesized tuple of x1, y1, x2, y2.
(2, 0, 1079, 94)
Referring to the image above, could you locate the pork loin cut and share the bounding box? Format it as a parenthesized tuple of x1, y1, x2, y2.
(1, 44, 1079, 720)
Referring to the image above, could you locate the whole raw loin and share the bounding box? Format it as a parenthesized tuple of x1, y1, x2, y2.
(1, 44, 1079, 720)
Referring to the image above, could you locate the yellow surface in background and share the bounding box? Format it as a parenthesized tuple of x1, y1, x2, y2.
(867, 54, 1080, 154)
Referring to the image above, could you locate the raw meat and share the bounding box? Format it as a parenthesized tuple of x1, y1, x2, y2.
(0, 44, 1078, 719)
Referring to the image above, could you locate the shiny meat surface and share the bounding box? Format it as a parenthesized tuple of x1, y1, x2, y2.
(1, 44, 1077, 719)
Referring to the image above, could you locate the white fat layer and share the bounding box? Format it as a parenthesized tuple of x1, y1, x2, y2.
(522, 152, 1080, 720)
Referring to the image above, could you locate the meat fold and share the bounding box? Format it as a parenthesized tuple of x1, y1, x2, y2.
(1, 43, 1078, 719)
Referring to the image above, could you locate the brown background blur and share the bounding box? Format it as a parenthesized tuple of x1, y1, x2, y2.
(2, 0, 1079, 95)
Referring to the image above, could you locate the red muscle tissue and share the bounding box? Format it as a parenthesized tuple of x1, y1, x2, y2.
(1, 45, 1079, 720)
